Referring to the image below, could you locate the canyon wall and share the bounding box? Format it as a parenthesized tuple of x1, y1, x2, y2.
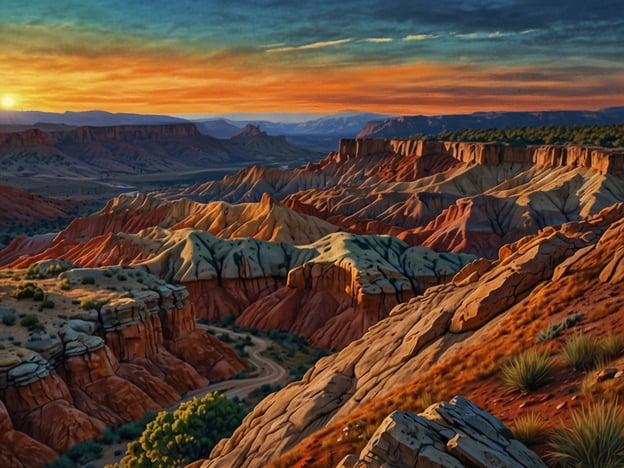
(0, 123, 201, 146)
(334, 138, 624, 175)
(0, 268, 245, 458)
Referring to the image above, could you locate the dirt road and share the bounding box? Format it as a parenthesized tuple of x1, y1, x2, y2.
(95, 325, 288, 467)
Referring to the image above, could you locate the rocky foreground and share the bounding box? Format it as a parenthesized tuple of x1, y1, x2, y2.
(196, 203, 624, 467)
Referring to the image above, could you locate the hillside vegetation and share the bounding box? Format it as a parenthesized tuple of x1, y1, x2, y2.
(409, 123, 624, 147)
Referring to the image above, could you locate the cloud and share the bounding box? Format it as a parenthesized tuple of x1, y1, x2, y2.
(403, 34, 438, 41)
(363, 37, 393, 43)
(266, 38, 353, 53)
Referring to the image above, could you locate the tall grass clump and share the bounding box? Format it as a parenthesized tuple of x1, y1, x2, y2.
(600, 334, 624, 362)
(512, 413, 548, 446)
(502, 349, 555, 392)
(549, 401, 624, 467)
(561, 334, 601, 371)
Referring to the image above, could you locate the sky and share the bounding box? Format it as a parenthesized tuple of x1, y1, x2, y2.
(1, 0, 623, 117)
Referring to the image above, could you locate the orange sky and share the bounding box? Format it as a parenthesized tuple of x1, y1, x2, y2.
(1, 1, 623, 116)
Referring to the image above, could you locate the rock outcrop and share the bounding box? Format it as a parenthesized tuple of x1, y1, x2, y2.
(200, 204, 624, 467)
(237, 233, 476, 349)
(2, 193, 340, 268)
(0, 399, 57, 467)
(3, 221, 475, 350)
(337, 396, 545, 468)
(0, 266, 245, 455)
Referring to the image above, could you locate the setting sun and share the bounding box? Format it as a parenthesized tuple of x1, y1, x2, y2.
(1, 95, 15, 108)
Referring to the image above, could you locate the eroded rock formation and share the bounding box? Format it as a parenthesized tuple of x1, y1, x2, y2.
(337, 396, 545, 468)
(0, 266, 245, 456)
(200, 203, 624, 467)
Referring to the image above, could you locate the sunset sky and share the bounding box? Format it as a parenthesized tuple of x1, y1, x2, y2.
(1, 0, 623, 117)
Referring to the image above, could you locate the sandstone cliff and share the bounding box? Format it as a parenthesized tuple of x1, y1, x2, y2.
(167, 138, 623, 258)
(0, 123, 319, 180)
(200, 203, 624, 467)
(0, 266, 245, 456)
(2, 193, 339, 268)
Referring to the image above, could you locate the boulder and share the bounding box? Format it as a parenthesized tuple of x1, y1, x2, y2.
(338, 396, 545, 468)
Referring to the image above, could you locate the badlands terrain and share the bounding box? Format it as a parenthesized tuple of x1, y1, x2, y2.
(0, 121, 623, 467)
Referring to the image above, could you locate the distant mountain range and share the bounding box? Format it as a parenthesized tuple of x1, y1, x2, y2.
(0, 110, 391, 151)
(2, 108, 623, 152)
(0, 109, 187, 127)
(357, 107, 624, 138)
(194, 112, 391, 150)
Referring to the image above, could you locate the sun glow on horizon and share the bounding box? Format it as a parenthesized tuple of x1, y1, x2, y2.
(1, 95, 15, 109)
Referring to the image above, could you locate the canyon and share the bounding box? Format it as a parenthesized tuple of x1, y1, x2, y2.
(1, 131, 623, 467)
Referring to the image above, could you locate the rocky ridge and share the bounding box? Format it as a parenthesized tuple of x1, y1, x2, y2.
(166, 139, 624, 258)
(0, 123, 319, 184)
(1, 194, 475, 349)
(0, 192, 340, 267)
(200, 203, 624, 467)
(0, 265, 245, 458)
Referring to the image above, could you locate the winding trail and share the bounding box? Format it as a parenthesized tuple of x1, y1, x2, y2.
(175, 325, 290, 402)
(95, 325, 289, 467)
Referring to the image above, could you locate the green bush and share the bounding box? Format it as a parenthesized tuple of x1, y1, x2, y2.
(59, 278, 71, 290)
(45, 264, 68, 277)
(549, 401, 624, 467)
(502, 349, 555, 392)
(100, 412, 156, 446)
(80, 298, 107, 311)
(20, 314, 44, 332)
(44, 439, 102, 467)
(121, 392, 245, 467)
(13, 282, 44, 300)
(562, 334, 601, 371)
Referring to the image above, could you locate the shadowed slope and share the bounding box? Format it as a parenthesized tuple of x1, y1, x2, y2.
(196, 203, 624, 467)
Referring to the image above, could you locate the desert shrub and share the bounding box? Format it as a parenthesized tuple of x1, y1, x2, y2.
(59, 278, 71, 290)
(81, 276, 95, 285)
(117, 273, 127, 281)
(599, 334, 624, 362)
(1, 309, 16, 325)
(80, 298, 107, 311)
(38, 299, 55, 311)
(45, 263, 68, 277)
(13, 282, 44, 300)
(24, 264, 43, 280)
(512, 413, 548, 446)
(502, 349, 555, 392)
(562, 334, 601, 371)
(417, 390, 436, 410)
(535, 313, 584, 343)
(121, 392, 245, 467)
(101, 412, 156, 446)
(45, 439, 102, 467)
(549, 401, 624, 467)
(20, 314, 44, 332)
